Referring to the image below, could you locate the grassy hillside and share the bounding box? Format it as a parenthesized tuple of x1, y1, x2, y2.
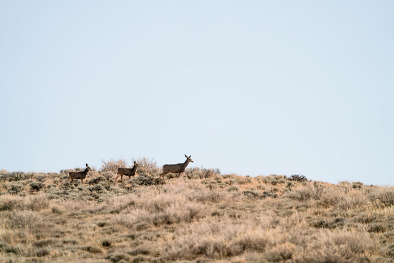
(0, 160, 393, 262)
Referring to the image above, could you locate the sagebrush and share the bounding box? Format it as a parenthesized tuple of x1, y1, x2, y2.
(0, 162, 393, 262)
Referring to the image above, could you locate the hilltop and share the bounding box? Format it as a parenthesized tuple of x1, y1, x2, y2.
(0, 159, 393, 262)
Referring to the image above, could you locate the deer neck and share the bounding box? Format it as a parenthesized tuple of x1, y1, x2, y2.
(183, 159, 190, 169)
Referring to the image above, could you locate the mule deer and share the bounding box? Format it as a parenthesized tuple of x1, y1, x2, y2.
(116, 161, 139, 182)
(159, 155, 193, 181)
(68, 163, 92, 183)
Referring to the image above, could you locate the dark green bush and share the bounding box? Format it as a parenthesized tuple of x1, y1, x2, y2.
(352, 182, 363, 189)
(185, 168, 221, 179)
(1, 172, 24, 181)
(33, 239, 56, 247)
(30, 181, 45, 191)
(101, 240, 112, 247)
(133, 176, 162, 186)
(0, 199, 23, 211)
(309, 217, 346, 229)
(243, 190, 262, 199)
(8, 184, 23, 195)
(289, 174, 308, 182)
(376, 189, 394, 207)
(227, 186, 239, 192)
(262, 191, 278, 198)
(88, 175, 107, 184)
(89, 184, 105, 193)
(368, 224, 387, 233)
(107, 253, 130, 263)
(82, 246, 103, 254)
(35, 248, 50, 257)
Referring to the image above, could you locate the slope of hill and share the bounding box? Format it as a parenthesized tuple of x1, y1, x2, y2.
(0, 162, 393, 262)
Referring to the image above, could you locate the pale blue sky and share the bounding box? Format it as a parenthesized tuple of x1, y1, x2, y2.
(1, 1, 393, 185)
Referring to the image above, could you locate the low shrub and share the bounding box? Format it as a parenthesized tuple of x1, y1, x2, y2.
(107, 253, 130, 263)
(82, 246, 103, 254)
(6, 210, 42, 229)
(373, 187, 394, 207)
(101, 159, 128, 173)
(0, 172, 25, 181)
(286, 183, 323, 201)
(227, 186, 239, 192)
(89, 184, 105, 193)
(101, 240, 112, 247)
(337, 190, 369, 210)
(309, 217, 346, 229)
(35, 248, 50, 257)
(368, 223, 387, 233)
(30, 181, 45, 191)
(132, 176, 161, 186)
(189, 189, 225, 203)
(185, 167, 221, 179)
(27, 194, 49, 211)
(352, 182, 363, 189)
(0, 196, 24, 211)
(264, 242, 296, 262)
(243, 190, 262, 199)
(7, 183, 23, 195)
(33, 239, 56, 247)
(88, 175, 108, 184)
(34, 174, 47, 182)
(132, 157, 160, 177)
(289, 174, 308, 182)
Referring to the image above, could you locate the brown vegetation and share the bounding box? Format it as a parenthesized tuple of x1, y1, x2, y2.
(0, 161, 393, 262)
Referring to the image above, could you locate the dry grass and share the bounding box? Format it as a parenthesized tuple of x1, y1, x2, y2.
(0, 163, 393, 262)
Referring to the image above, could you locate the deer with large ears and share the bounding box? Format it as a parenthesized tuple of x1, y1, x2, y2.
(159, 155, 194, 181)
(68, 163, 92, 183)
(116, 161, 139, 183)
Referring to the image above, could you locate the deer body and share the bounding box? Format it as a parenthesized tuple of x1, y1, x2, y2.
(116, 161, 139, 182)
(160, 155, 193, 181)
(68, 163, 91, 183)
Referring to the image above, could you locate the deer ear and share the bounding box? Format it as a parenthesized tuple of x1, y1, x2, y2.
(189, 155, 191, 158)
(86, 163, 88, 167)
(185, 154, 188, 158)
(134, 161, 137, 164)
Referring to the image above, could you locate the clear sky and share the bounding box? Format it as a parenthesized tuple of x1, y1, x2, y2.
(1, 1, 393, 185)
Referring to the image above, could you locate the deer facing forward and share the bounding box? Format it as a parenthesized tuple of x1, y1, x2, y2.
(116, 161, 139, 182)
(159, 155, 193, 181)
(68, 163, 92, 183)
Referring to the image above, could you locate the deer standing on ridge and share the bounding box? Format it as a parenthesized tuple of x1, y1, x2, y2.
(68, 163, 92, 183)
(159, 155, 194, 181)
(116, 161, 139, 183)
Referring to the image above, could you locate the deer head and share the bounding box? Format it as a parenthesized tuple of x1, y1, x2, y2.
(85, 163, 92, 172)
(185, 154, 194, 163)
